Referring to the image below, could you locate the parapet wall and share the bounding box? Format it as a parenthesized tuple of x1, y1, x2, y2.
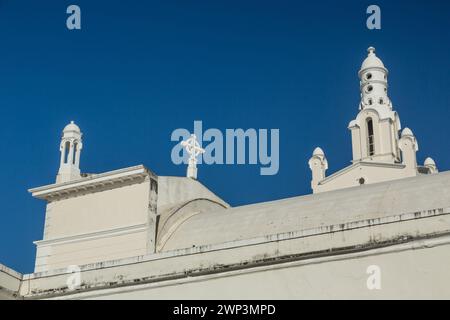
(0, 264, 22, 300)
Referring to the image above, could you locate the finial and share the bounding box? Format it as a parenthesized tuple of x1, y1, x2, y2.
(424, 157, 438, 174)
(181, 134, 205, 179)
(313, 147, 325, 157)
(70, 120, 74, 124)
(367, 47, 376, 55)
(401, 127, 414, 137)
(424, 157, 436, 166)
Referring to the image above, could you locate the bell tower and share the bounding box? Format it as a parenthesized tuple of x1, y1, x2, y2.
(348, 47, 402, 164)
(359, 47, 390, 110)
(309, 47, 438, 194)
(56, 121, 83, 183)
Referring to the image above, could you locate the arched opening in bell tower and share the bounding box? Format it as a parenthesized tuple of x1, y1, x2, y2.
(73, 142, 78, 165)
(367, 118, 375, 156)
(63, 141, 71, 164)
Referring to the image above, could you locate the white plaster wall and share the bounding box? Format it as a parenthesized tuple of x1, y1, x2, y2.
(35, 180, 151, 272)
(76, 243, 450, 300)
(43, 181, 150, 239)
(317, 164, 416, 193)
(353, 110, 398, 162)
(0, 264, 22, 300)
(30, 233, 450, 300)
(35, 230, 148, 272)
(32, 174, 230, 273)
(20, 207, 450, 299)
(350, 127, 362, 161)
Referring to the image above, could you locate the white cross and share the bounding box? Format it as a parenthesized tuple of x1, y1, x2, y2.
(181, 134, 205, 179)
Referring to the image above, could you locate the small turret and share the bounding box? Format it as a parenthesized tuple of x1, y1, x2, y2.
(398, 127, 419, 174)
(424, 157, 438, 174)
(308, 147, 328, 192)
(56, 121, 83, 183)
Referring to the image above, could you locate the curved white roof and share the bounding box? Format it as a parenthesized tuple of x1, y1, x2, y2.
(401, 127, 414, 137)
(313, 147, 324, 156)
(160, 171, 450, 251)
(424, 157, 436, 166)
(63, 121, 81, 133)
(361, 47, 385, 70)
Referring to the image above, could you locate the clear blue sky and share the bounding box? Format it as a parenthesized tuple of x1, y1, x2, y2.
(0, 0, 449, 273)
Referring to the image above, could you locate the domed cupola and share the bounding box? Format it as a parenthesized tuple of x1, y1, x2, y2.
(360, 47, 386, 70)
(56, 121, 83, 183)
(358, 47, 390, 110)
(63, 121, 81, 134)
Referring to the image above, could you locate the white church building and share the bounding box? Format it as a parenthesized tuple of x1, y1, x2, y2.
(1, 47, 449, 300)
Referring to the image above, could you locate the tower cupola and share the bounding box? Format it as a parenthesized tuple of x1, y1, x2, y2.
(359, 47, 390, 110)
(56, 121, 83, 183)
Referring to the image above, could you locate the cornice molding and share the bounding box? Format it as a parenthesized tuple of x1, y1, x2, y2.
(28, 165, 156, 201)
